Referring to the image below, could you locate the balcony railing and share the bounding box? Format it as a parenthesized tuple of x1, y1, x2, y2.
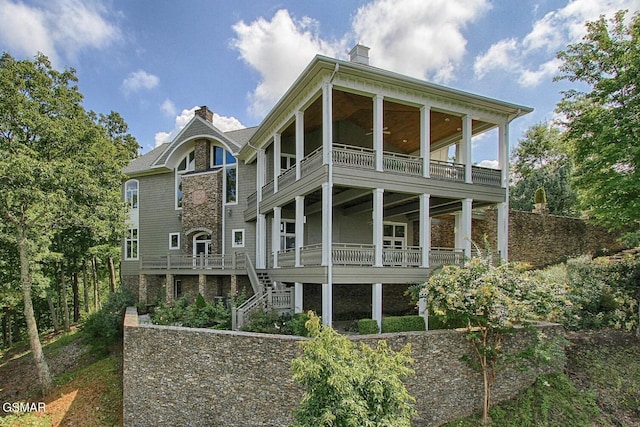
(276, 248, 296, 268)
(140, 253, 246, 271)
(471, 165, 502, 186)
(429, 247, 465, 267)
(278, 164, 297, 189)
(300, 146, 323, 177)
(333, 144, 375, 169)
(383, 246, 422, 267)
(262, 180, 274, 197)
(383, 152, 423, 176)
(430, 159, 465, 182)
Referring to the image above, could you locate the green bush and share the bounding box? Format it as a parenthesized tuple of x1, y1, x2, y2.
(428, 315, 468, 330)
(241, 310, 310, 336)
(382, 315, 425, 333)
(81, 287, 135, 354)
(151, 294, 234, 329)
(358, 318, 380, 334)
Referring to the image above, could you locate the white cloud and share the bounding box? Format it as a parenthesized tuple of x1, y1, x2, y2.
(0, 0, 119, 66)
(231, 9, 344, 118)
(352, 0, 490, 82)
(161, 99, 177, 117)
(477, 159, 499, 169)
(231, 1, 490, 117)
(122, 70, 159, 95)
(154, 106, 245, 147)
(474, 0, 640, 86)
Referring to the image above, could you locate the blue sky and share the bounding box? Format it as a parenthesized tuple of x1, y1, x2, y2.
(1, 0, 638, 165)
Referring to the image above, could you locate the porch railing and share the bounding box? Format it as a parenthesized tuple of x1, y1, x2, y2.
(383, 152, 423, 176)
(471, 165, 502, 186)
(332, 243, 375, 266)
(301, 243, 323, 266)
(300, 146, 323, 177)
(383, 246, 422, 267)
(429, 247, 465, 267)
(277, 164, 297, 189)
(262, 179, 274, 197)
(276, 248, 296, 267)
(430, 159, 465, 182)
(332, 144, 375, 169)
(140, 252, 246, 271)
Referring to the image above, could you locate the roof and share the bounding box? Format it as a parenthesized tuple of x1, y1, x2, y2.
(123, 143, 170, 175)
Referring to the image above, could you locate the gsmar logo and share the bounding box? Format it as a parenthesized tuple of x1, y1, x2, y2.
(2, 402, 46, 413)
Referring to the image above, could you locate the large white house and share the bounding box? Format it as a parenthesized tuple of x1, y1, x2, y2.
(121, 45, 532, 329)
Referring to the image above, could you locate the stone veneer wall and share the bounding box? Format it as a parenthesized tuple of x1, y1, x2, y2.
(123, 308, 564, 427)
(181, 170, 223, 254)
(418, 209, 623, 268)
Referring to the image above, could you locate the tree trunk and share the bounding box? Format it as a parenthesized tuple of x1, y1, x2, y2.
(92, 257, 99, 310)
(17, 228, 53, 395)
(108, 256, 116, 293)
(82, 261, 90, 313)
(72, 271, 80, 323)
(46, 292, 60, 332)
(2, 308, 11, 348)
(60, 262, 70, 331)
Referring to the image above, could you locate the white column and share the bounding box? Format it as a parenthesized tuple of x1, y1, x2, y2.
(256, 214, 266, 269)
(373, 95, 384, 171)
(272, 207, 281, 268)
(273, 132, 281, 192)
(321, 182, 332, 266)
(372, 188, 384, 267)
(322, 82, 333, 165)
(295, 195, 304, 267)
(462, 115, 472, 183)
(372, 283, 383, 332)
(296, 111, 304, 180)
(294, 282, 303, 314)
(257, 148, 266, 201)
(498, 122, 509, 187)
(419, 194, 431, 268)
(420, 105, 431, 178)
(322, 282, 332, 327)
(461, 198, 473, 258)
(497, 202, 509, 262)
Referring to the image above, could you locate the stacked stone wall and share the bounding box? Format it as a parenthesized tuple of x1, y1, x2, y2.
(124, 308, 564, 427)
(415, 209, 623, 268)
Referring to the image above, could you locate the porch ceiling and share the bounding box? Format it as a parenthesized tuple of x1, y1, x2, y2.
(287, 90, 493, 154)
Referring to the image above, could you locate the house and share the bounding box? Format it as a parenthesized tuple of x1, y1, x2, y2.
(121, 45, 532, 329)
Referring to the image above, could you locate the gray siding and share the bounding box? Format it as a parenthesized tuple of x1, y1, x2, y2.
(224, 159, 256, 262)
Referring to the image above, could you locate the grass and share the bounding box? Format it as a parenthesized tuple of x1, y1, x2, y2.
(0, 329, 122, 427)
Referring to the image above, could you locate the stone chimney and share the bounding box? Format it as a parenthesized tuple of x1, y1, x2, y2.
(349, 44, 370, 65)
(195, 106, 213, 123)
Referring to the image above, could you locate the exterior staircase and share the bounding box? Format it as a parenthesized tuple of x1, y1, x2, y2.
(232, 254, 294, 330)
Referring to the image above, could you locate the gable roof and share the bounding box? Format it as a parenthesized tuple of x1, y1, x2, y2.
(124, 119, 258, 177)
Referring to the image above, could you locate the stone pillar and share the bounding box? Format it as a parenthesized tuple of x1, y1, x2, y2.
(230, 275, 238, 296)
(198, 274, 206, 297)
(165, 273, 174, 302)
(139, 274, 147, 304)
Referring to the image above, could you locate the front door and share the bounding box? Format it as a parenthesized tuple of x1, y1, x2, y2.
(193, 233, 212, 267)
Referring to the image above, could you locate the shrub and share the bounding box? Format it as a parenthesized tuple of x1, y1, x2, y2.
(81, 286, 135, 354)
(151, 294, 235, 329)
(382, 316, 425, 333)
(358, 318, 380, 334)
(291, 312, 415, 426)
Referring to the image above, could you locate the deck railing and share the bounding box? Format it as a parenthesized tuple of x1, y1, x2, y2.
(140, 252, 246, 271)
(332, 144, 375, 169)
(300, 243, 323, 266)
(429, 247, 465, 267)
(332, 243, 375, 266)
(383, 246, 422, 267)
(430, 159, 465, 182)
(276, 248, 296, 267)
(383, 152, 423, 176)
(277, 164, 297, 189)
(471, 165, 502, 186)
(300, 147, 323, 177)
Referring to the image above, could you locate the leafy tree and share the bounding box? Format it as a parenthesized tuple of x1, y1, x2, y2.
(555, 10, 640, 231)
(291, 312, 415, 427)
(0, 52, 136, 394)
(510, 123, 578, 216)
(420, 257, 560, 424)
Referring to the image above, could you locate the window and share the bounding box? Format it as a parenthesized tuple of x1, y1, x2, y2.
(383, 222, 406, 248)
(280, 154, 295, 173)
(232, 229, 245, 248)
(174, 279, 182, 299)
(176, 150, 195, 208)
(169, 233, 180, 250)
(125, 180, 139, 209)
(125, 228, 138, 260)
(211, 145, 237, 204)
(280, 220, 296, 250)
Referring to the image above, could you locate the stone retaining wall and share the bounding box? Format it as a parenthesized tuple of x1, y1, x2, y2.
(123, 308, 564, 426)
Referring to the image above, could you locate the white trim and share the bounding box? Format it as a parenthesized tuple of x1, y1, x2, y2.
(169, 233, 180, 250)
(232, 229, 245, 248)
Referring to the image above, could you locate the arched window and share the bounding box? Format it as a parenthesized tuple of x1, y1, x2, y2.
(125, 180, 139, 209)
(211, 145, 237, 204)
(175, 150, 195, 208)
